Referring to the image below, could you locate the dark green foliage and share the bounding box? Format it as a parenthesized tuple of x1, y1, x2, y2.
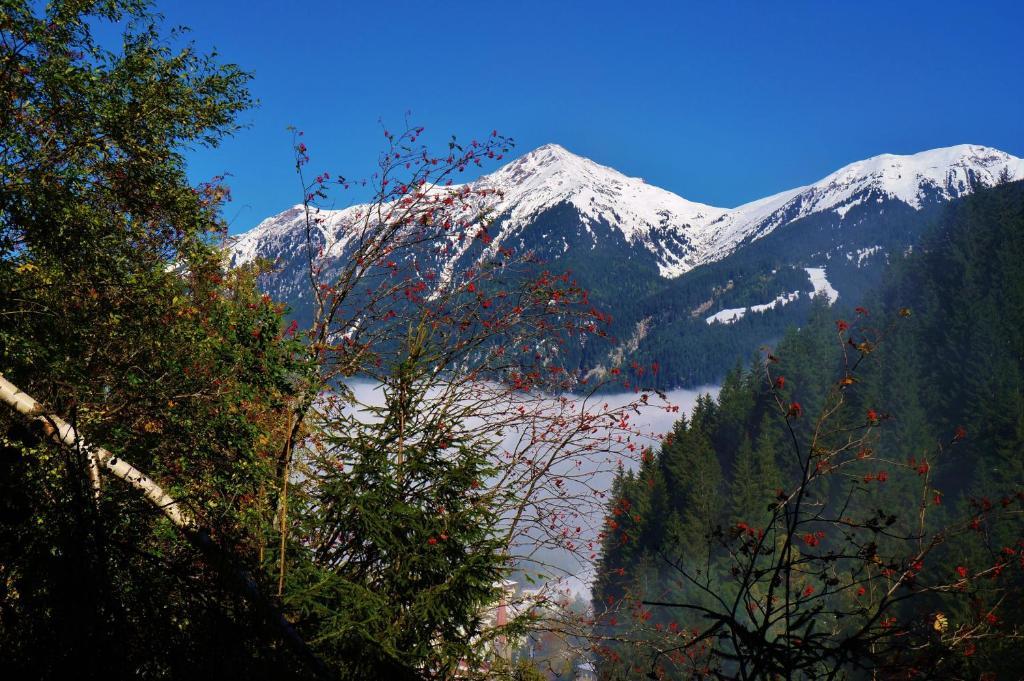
(592, 181, 1024, 678)
(586, 194, 947, 389)
(0, 1, 311, 677)
(286, 339, 507, 678)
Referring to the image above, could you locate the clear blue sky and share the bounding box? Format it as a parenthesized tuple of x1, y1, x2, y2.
(146, 0, 1024, 233)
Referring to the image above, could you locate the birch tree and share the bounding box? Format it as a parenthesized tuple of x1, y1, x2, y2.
(0, 1, 321, 676)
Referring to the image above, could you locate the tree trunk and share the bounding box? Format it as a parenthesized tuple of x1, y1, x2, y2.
(0, 373, 329, 678)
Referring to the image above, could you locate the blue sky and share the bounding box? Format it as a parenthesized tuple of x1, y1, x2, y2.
(145, 1, 1023, 233)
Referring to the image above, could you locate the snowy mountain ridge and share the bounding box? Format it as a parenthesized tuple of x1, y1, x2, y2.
(702, 144, 1024, 258)
(230, 143, 1024, 280)
(472, 143, 729, 277)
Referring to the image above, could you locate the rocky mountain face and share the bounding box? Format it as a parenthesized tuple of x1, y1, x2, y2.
(229, 143, 1024, 387)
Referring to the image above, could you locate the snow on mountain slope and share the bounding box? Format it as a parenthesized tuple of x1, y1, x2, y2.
(804, 267, 839, 305)
(230, 143, 1024, 281)
(699, 144, 1024, 259)
(476, 144, 729, 276)
(230, 204, 361, 267)
(705, 290, 801, 326)
(229, 143, 732, 278)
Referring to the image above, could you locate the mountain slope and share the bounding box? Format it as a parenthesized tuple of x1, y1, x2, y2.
(702, 144, 1024, 257)
(229, 143, 1024, 387)
(591, 179, 1024, 678)
(473, 144, 729, 277)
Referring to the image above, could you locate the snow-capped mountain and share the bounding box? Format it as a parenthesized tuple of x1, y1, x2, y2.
(229, 143, 730, 280)
(232, 143, 1023, 281)
(229, 142, 1024, 386)
(470, 144, 728, 277)
(700, 144, 1024, 257)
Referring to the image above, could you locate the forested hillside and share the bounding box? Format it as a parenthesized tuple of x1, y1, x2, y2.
(4, 3, 1022, 680)
(232, 145, 1023, 390)
(591, 180, 1024, 678)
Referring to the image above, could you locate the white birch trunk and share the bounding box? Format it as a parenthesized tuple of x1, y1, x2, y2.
(0, 374, 193, 529)
(0, 373, 329, 675)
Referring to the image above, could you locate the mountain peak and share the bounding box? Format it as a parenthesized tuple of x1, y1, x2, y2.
(859, 143, 1013, 164)
(795, 143, 1024, 214)
(475, 144, 728, 276)
(232, 142, 1023, 279)
(496, 143, 609, 184)
(826, 144, 1021, 191)
(698, 143, 1024, 259)
(527, 142, 574, 158)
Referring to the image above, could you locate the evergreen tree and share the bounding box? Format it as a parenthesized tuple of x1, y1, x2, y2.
(589, 182, 1024, 678)
(729, 436, 759, 524)
(730, 431, 782, 526)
